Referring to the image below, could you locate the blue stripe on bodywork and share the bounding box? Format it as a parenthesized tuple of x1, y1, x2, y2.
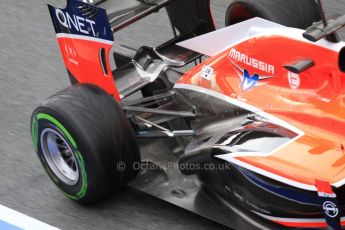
(238, 167, 320, 205)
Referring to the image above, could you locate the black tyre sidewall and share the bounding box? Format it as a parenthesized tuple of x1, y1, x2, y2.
(31, 84, 140, 204)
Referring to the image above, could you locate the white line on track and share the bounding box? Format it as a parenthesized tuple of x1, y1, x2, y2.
(0, 205, 60, 230)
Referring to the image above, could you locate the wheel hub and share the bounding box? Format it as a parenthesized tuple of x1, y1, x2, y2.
(40, 128, 79, 185)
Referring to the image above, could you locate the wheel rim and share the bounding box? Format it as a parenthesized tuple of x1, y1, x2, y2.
(40, 128, 79, 185)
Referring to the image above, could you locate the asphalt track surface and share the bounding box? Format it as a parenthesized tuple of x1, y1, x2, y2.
(0, 0, 345, 230)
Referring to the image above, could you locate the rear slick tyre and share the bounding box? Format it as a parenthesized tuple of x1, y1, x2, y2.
(31, 84, 140, 204)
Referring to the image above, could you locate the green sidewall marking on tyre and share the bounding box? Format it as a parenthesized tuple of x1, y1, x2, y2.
(31, 117, 38, 152)
(35, 113, 88, 200)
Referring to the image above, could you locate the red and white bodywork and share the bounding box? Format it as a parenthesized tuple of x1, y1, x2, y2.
(176, 18, 345, 228)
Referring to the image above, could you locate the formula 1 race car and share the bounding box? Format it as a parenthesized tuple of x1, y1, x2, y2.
(31, 0, 345, 229)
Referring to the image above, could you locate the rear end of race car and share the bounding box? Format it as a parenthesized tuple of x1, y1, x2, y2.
(30, 0, 345, 229)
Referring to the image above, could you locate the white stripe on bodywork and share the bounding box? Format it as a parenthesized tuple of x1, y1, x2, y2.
(220, 156, 317, 191)
(253, 211, 345, 224)
(177, 17, 345, 57)
(332, 178, 345, 189)
(56, 33, 114, 45)
(0, 204, 60, 230)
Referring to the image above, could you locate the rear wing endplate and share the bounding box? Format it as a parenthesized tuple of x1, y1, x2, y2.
(48, 0, 121, 99)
